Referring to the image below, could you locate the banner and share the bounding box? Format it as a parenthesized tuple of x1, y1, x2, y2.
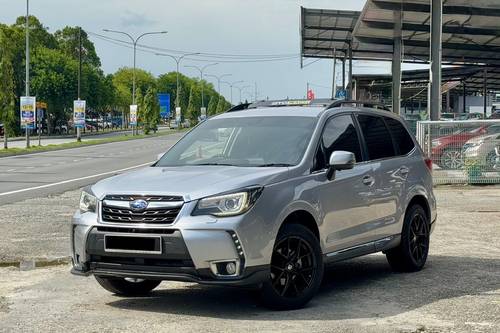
(73, 100, 86, 129)
(130, 105, 138, 126)
(158, 93, 170, 118)
(20, 96, 36, 129)
(200, 107, 207, 121)
(175, 107, 181, 123)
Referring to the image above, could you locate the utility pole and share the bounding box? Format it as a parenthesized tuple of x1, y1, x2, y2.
(103, 29, 167, 134)
(25, 0, 30, 148)
(77, 27, 82, 142)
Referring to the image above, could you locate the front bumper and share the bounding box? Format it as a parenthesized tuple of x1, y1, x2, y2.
(71, 201, 272, 286)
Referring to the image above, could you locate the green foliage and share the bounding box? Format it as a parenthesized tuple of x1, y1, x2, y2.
(207, 96, 217, 116)
(142, 87, 160, 134)
(186, 84, 201, 125)
(215, 95, 225, 114)
(54, 26, 101, 67)
(0, 25, 17, 138)
(112, 67, 156, 108)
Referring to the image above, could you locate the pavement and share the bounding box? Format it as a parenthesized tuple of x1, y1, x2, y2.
(0, 131, 184, 205)
(0, 186, 499, 332)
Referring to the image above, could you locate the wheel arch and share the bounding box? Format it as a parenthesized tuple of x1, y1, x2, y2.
(406, 194, 431, 221)
(278, 209, 320, 242)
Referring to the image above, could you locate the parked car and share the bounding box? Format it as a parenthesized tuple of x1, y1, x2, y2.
(463, 133, 500, 169)
(431, 124, 500, 169)
(71, 102, 436, 310)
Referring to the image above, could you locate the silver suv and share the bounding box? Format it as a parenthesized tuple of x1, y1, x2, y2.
(71, 102, 436, 309)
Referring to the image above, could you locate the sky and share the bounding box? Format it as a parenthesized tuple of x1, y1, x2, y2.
(0, 0, 419, 102)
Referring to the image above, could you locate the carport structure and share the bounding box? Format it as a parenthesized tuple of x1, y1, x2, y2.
(300, 0, 500, 120)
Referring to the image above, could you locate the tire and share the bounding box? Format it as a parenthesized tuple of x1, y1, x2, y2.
(440, 148, 463, 169)
(260, 224, 324, 310)
(386, 205, 430, 272)
(486, 151, 496, 170)
(95, 276, 161, 296)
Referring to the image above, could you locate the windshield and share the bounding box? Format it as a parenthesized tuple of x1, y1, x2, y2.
(156, 116, 316, 167)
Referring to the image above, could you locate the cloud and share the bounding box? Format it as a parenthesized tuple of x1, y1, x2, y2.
(120, 10, 157, 27)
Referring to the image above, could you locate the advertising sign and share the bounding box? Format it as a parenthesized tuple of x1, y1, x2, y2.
(20, 96, 36, 129)
(175, 107, 181, 123)
(335, 89, 346, 99)
(130, 104, 138, 126)
(158, 93, 171, 119)
(307, 89, 315, 100)
(73, 100, 86, 128)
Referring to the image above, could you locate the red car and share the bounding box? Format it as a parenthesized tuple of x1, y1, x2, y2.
(432, 124, 500, 169)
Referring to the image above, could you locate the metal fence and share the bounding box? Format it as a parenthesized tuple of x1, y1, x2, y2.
(416, 120, 500, 185)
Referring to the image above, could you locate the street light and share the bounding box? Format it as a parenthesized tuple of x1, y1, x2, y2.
(184, 63, 218, 109)
(205, 73, 231, 97)
(155, 53, 200, 110)
(103, 29, 167, 134)
(235, 85, 251, 104)
(221, 80, 243, 105)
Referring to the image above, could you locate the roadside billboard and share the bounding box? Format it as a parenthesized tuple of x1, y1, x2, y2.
(20, 96, 36, 129)
(130, 104, 138, 126)
(200, 107, 207, 121)
(158, 93, 170, 119)
(73, 100, 86, 128)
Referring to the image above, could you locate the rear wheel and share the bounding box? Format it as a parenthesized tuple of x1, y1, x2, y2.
(95, 276, 161, 296)
(386, 205, 430, 272)
(260, 224, 323, 310)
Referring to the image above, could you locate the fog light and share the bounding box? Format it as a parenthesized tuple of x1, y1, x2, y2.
(226, 262, 237, 275)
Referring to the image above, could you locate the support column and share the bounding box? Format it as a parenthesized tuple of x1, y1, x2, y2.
(392, 8, 402, 115)
(483, 68, 488, 117)
(332, 49, 337, 99)
(463, 81, 466, 113)
(342, 56, 346, 92)
(429, 0, 442, 121)
(348, 41, 353, 100)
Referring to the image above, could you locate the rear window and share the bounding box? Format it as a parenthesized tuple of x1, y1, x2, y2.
(384, 117, 415, 155)
(357, 115, 395, 160)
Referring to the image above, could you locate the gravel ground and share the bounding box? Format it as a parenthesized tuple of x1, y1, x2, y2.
(0, 186, 499, 332)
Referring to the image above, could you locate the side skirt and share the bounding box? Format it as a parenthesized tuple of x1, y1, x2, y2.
(323, 234, 401, 264)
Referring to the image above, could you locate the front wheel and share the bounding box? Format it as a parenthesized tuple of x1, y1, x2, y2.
(95, 276, 161, 296)
(440, 148, 463, 169)
(260, 224, 324, 310)
(386, 205, 430, 272)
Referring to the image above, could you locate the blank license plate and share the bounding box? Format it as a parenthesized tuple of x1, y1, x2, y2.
(104, 234, 162, 254)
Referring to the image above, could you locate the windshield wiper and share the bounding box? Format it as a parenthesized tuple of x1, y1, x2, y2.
(191, 163, 236, 166)
(254, 163, 293, 167)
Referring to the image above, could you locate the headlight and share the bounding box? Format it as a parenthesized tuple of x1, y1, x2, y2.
(79, 188, 97, 213)
(193, 187, 263, 217)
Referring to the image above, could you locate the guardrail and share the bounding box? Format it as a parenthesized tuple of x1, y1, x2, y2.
(416, 119, 500, 185)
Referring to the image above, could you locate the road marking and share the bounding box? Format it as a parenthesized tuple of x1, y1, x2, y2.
(0, 161, 154, 197)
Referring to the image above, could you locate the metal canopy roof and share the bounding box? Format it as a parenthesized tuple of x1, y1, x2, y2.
(301, 1, 500, 66)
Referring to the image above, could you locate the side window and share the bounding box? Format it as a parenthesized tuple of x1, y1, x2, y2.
(357, 115, 395, 160)
(316, 114, 363, 169)
(384, 117, 415, 155)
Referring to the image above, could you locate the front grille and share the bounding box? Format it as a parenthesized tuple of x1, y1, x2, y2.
(101, 195, 183, 224)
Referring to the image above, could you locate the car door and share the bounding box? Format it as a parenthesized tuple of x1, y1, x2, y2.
(355, 114, 406, 243)
(311, 113, 376, 254)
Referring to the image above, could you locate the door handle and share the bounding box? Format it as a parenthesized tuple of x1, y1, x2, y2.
(362, 175, 375, 186)
(400, 166, 409, 175)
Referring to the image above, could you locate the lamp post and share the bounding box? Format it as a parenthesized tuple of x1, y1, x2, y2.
(155, 53, 200, 110)
(184, 63, 218, 109)
(235, 85, 251, 104)
(25, 0, 30, 148)
(205, 73, 231, 96)
(103, 29, 167, 134)
(221, 80, 243, 106)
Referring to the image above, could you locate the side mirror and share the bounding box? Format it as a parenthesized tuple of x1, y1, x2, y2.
(157, 153, 164, 161)
(327, 151, 355, 180)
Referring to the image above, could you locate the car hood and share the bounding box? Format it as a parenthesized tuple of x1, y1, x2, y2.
(465, 133, 498, 144)
(91, 165, 289, 201)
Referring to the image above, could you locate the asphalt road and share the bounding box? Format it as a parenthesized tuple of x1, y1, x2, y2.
(0, 187, 499, 332)
(0, 132, 184, 205)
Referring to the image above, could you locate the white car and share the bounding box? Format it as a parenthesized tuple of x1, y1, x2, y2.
(462, 133, 500, 168)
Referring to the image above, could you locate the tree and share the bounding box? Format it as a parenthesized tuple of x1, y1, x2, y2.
(0, 27, 17, 148)
(207, 96, 217, 116)
(54, 27, 101, 67)
(135, 88, 144, 126)
(186, 84, 201, 125)
(112, 67, 156, 108)
(216, 95, 226, 114)
(142, 87, 160, 134)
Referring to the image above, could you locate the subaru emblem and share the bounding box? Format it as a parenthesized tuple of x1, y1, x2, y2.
(129, 199, 148, 211)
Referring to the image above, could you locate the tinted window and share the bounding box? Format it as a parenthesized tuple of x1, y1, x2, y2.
(316, 115, 362, 169)
(357, 115, 395, 160)
(384, 117, 415, 155)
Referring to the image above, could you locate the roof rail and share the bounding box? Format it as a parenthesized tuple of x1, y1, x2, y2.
(325, 100, 391, 111)
(227, 103, 251, 112)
